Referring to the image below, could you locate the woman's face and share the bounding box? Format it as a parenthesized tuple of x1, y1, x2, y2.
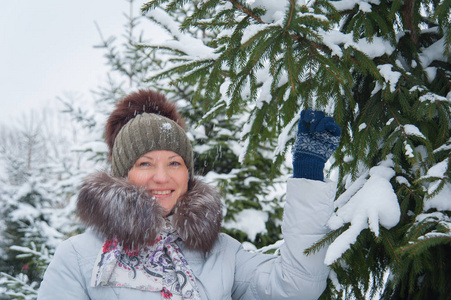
(128, 150, 189, 215)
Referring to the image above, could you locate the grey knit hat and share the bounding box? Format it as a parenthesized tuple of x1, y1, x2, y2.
(111, 113, 193, 177)
(105, 90, 193, 178)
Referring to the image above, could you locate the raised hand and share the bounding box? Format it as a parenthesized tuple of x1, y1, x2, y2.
(292, 109, 341, 180)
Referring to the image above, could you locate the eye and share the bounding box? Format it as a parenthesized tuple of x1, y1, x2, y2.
(135, 160, 152, 168)
(169, 161, 181, 167)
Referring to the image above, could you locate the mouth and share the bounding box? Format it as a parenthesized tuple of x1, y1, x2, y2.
(151, 190, 174, 198)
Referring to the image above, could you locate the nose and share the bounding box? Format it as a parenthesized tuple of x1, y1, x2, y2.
(152, 166, 170, 183)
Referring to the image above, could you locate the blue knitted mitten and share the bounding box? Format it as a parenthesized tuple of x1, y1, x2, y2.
(293, 110, 341, 181)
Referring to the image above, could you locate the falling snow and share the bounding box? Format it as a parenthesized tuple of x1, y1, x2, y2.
(1, 3, 450, 297)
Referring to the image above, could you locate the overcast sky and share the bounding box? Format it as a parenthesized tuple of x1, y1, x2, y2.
(0, 0, 146, 123)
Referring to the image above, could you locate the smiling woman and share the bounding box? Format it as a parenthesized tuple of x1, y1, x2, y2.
(38, 89, 341, 300)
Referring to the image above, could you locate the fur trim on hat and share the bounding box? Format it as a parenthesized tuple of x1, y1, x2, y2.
(77, 172, 223, 253)
(105, 90, 186, 160)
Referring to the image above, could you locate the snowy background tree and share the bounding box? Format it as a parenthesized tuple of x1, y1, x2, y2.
(1, 0, 450, 299)
(0, 108, 88, 299)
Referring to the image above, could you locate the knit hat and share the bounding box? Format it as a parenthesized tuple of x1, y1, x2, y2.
(105, 90, 193, 178)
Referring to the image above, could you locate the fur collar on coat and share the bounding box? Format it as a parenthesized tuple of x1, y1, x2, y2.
(77, 172, 223, 253)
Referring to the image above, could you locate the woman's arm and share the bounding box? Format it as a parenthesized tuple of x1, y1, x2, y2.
(232, 110, 340, 299)
(231, 178, 335, 300)
(37, 237, 91, 300)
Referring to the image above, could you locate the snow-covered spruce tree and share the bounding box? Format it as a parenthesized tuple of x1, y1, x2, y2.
(141, 0, 451, 299)
(0, 109, 86, 299)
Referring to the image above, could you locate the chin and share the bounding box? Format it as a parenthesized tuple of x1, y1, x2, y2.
(158, 203, 175, 215)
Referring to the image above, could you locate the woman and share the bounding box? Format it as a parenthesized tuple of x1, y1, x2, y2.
(38, 90, 341, 300)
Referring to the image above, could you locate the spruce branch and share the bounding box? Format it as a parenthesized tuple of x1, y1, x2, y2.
(285, 35, 297, 93)
(0, 272, 38, 296)
(304, 225, 350, 256)
(226, 0, 265, 24)
(398, 235, 451, 258)
(382, 232, 401, 264)
(285, 0, 296, 29)
(141, 0, 158, 14)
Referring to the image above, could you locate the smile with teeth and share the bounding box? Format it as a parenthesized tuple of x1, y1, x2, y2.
(151, 190, 173, 196)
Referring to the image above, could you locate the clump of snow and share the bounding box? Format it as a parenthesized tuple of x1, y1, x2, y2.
(219, 78, 232, 109)
(396, 176, 410, 186)
(397, 124, 426, 139)
(255, 65, 273, 108)
(419, 92, 449, 103)
(425, 158, 448, 178)
(419, 37, 447, 67)
(255, 239, 285, 255)
(332, 0, 382, 12)
(378, 64, 401, 93)
(424, 183, 451, 211)
(358, 123, 367, 131)
(192, 125, 207, 139)
(357, 37, 395, 58)
(420, 158, 449, 197)
(325, 157, 401, 264)
(404, 141, 414, 158)
(329, 270, 341, 292)
(319, 30, 353, 57)
(319, 30, 395, 59)
(245, 0, 289, 23)
(424, 67, 438, 82)
(358, 1, 372, 12)
(223, 208, 269, 241)
(193, 144, 211, 154)
(434, 141, 451, 153)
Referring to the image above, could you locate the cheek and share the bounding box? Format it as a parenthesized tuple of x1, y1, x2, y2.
(179, 172, 189, 194)
(181, 180, 188, 195)
(128, 170, 148, 186)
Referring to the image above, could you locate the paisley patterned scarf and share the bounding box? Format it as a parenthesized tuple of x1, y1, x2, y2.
(91, 219, 201, 300)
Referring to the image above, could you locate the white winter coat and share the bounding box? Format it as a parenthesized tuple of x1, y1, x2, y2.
(38, 177, 335, 300)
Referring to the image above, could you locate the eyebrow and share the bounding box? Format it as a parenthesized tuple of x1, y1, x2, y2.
(140, 154, 182, 160)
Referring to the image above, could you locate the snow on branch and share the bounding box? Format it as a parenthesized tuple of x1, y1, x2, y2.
(10, 242, 52, 264)
(273, 109, 300, 159)
(0, 272, 38, 299)
(325, 156, 401, 265)
(146, 7, 218, 59)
